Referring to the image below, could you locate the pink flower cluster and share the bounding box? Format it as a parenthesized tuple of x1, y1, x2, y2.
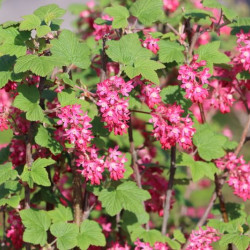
(207, 67, 235, 113)
(0, 88, 12, 131)
(57, 104, 93, 150)
(187, 227, 220, 250)
(93, 15, 113, 41)
(6, 210, 24, 249)
(236, 30, 250, 72)
(97, 76, 134, 135)
(105, 146, 127, 180)
(10, 139, 26, 167)
(139, 82, 161, 108)
(215, 153, 250, 201)
(57, 104, 127, 185)
(134, 239, 169, 250)
(150, 104, 195, 150)
(178, 55, 211, 103)
(163, 0, 179, 13)
(142, 35, 160, 54)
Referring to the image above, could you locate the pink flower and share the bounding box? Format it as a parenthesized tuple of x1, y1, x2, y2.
(215, 153, 250, 201)
(57, 105, 93, 150)
(149, 104, 195, 150)
(235, 30, 250, 72)
(163, 0, 179, 13)
(139, 83, 161, 108)
(97, 76, 134, 135)
(6, 210, 24, 249)
(10, 139, 26, 167)
(105, 146, 127, 180)
(142, 35, 160, 54)
(178, 55, 210, 103)
(93, 15, 113, 41)
(187, 227, 220, 250)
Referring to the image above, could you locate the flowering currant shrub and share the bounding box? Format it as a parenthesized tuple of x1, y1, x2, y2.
(0, 0, 250, 249)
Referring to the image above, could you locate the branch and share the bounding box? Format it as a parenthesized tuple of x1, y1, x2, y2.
(100, 36, 108, 82)
(128, 115, 149, 230)
(235, 114, 250, 156)
(161, 146, 177, 235)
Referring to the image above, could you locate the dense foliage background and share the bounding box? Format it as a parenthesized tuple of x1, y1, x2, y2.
(0, 0, 249, 249)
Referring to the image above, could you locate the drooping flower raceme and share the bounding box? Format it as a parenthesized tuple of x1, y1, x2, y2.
(105, 146, 127, 180)
(150, 104, 195, 150)
(57, 104, 126, 184)
(139, 82, 161, 108)
(97, 76, 134, 135)
(215, 153, 250, 201)
(235, 30, 250, 72)
(187, 226, 220, 250)
(178, 55, 211, 103)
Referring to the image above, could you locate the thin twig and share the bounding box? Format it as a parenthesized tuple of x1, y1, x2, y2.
(128, 115, 149, 230)
(235, 114, 250, 156)
(161, 146, 177, 235)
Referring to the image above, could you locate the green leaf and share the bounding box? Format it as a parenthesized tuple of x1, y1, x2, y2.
(0, 26, 28, 57)
(220, 234, 250, 250)
(48, 205, 73, 223)
(0, 146, 10, 164)
(19, 14, 41, 31)
(177, 153, 219, 182)
(36, 25, 51, 37)
(106, 34, 164, 84)
(77, 220, 106, 249)
(130, 0, 164, 26)
(184, 9, 213, 25)
(0, 163, 17, 185)
(104, 5, 129, 28)
(50, 29, 91, 69)
(230, 17, 250, 34)
(50, 222, 78, 250)
(35, 125, 63, 155)
(173, 229, 186, 244)
(160, 85, 192, 114)
(14, 54, 59, 77)
(125, 59, 165, 84)
(34, 4, 66, 24)
(202, 0, 237, 21)
(0, 55, 16, 88)
(165, 237, 181, 250)
(13, 84, 44, 121)
(20, 209, 51, 246)
(57, 88, 77, 107)
(31, 158, 55, 186)
(123, 153, 133, 179)
(98, 181, 150, 216)
(0, 195, 21, 208)
(21, 165, 34, 188)
(91, 116, 110, 137)
(129, 94, 141, 109)
(158, 40, 185, 63)
(193, 124, 227, 161)
(223, 138, 238, 150)
(197, 41, 230, 73)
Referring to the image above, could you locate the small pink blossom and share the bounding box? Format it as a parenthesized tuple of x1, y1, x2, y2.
(163, 0, 179, 13)
(178, 55, 210, 103)
(187, 227, 220, 250)
(142, 35, 160, 54)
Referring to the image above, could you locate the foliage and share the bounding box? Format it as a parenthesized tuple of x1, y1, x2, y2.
(0, 0, 249, 249)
